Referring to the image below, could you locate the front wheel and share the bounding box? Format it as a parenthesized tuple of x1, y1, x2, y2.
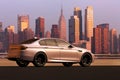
(80, 54, 92, 67)
(63, 62, 73, 67)
(16, 59, 29, 67)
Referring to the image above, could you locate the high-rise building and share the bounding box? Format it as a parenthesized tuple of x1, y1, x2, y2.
(35, 17, 45, 38)
(69, 16, 79, 43)
(0, 42, 4, 52)
(110, 29, 118, 54)
(92, 24, 109, 54)
(18, 15, 29, 32)
(58, 8, 66, 40)
(74, 7, 82, 40)
(23, 28, 34, 41)
(119, 35, 120, 53)
(45, 31, 51, 38)
(7, 25, 15, 33)
(51, 24, 59, 38)
(0, 22, 3, 32)
(85, 6, 94, 41)
(18, 15, 29, 43)
(4, 25, 15, 51)
(13, 33, 18, 45)
(92, 27, 102, 54)
(0, 22, 5, 52)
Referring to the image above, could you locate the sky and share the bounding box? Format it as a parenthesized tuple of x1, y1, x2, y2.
(0, 0, 120, 34)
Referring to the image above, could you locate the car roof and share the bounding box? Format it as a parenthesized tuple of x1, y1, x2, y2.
(39, 38, 66, 41)
(21, 37, 68, 44)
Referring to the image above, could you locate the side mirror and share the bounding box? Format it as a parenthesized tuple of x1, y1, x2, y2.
(68, 45, 73, 48)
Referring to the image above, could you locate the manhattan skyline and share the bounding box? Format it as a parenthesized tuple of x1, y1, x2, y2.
(0, 0, 120, 34)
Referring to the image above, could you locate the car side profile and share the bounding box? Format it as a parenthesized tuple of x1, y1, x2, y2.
(7, 38, 94, 67)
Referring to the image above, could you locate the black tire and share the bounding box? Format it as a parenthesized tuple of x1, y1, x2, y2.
(16, 59, 29, 67)
(33, 54, 46, 67)
(63, 62, 73, 67)
(80, 53, 92, 67)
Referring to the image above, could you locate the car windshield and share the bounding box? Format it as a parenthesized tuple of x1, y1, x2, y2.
(21, 38, 39, 44)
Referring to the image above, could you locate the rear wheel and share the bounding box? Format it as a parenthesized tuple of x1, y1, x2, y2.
(63, 62, 73, 67)
(16, 59, 29, 67)
(80, 53, 92, 67)
(33, 54, 46, 67)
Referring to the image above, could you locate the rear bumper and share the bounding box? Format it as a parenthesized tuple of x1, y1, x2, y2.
(7, 51, 21, 60)
(7, 57, 17, 61)
(7, 50, 34, 62)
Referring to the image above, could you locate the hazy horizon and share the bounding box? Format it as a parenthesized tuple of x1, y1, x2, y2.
(0, 0, 120, 34)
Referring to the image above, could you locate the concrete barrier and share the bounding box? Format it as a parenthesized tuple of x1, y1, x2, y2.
(0, 53, 7, 58)
(1, 53, 120, 59)
(95, 54, 120, 59)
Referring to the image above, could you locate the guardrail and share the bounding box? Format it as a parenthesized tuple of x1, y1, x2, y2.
(1, 53, 120, 59)
(95, 54, 120, 59)
(0, 53, 7, 58)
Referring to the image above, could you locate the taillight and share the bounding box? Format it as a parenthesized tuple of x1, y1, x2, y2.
(21, 46, 28, 50)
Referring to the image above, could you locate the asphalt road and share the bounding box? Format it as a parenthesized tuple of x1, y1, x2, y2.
(0, 58, 120, 66)
(1, 58, 120, 80)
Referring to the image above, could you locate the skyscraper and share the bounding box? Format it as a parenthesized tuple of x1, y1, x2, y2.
(0, 22, 5, 52)
(92, 24, 109, 54)
(58, 8, 66, 40)
(74, 7, 82, 40)
(35, 17, 45, 38)
(110, 29, 118, 54)
(4, 25, 15, 50)
(18, 15, 29, 32)
(0, 22, 3, 42)
(13, 33, 18, 45)
(92, 27, 102, 54)
(85, 6, 94, 41)
(51, 24, 59, 38)
(119, 35, 120, 53)
(23, 28, 34, 41)
(69, 16, 79, 43)
(18, 15, 29, 43)
(45, 31, 51, 38)
(7, 25, 15, 33)
(0, 22, 3, 32)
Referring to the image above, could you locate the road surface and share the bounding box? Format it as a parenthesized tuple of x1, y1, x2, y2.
(1, 58, 120, 80)
(0, 58, 120, 66)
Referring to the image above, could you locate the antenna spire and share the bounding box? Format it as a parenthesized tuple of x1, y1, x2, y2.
(61, 3, 63, 16)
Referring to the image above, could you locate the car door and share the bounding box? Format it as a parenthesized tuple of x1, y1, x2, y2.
(56, 39, 79, 62)
(39, 39, 60, 62)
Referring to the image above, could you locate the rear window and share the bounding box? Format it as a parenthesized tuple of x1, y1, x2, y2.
(39, 39, 57, 46)
(21, 38, 38, 44)
(39, 40, 46, 46)
(45, 39, 57, 46)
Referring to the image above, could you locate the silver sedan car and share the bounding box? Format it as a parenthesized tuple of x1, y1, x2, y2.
(7, 38, 94, 67)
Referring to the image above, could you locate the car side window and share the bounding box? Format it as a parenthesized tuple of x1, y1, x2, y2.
(45, 39, 57, 46)
(39, 40, 46, 46)
(56, 39, 70, 47)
